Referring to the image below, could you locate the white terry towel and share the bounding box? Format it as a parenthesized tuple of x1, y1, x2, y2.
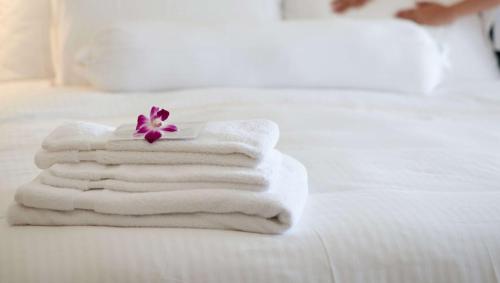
(39, 150, 282, 192)
(9, 154, 308, 234)
(36, 150, 258, 169)
(40, 171, 263, 192)
(35, 120, 279, 169)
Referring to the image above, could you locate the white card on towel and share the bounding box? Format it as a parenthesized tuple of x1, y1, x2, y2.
(111, 122, 205, 141)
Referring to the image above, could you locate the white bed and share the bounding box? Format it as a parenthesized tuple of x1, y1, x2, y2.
(1, 79, 500, 282)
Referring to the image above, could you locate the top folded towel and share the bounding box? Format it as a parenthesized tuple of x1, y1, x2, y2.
(36, 120, 279, 169)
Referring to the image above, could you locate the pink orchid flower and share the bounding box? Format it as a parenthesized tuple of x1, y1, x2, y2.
(135, 106, 178, 143)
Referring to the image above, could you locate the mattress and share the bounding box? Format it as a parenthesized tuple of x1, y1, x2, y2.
(1, 80, 500, 283)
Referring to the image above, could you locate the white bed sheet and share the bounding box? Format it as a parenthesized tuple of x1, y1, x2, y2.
(1, 80, 500, 283)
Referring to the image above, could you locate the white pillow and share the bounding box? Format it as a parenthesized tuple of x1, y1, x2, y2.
(77, 20, 444, 94)
(283, 0, 499, 83)
(434, 15, 500, 84)
(0, 0, 52, 81)
(51, 0, 282, 85)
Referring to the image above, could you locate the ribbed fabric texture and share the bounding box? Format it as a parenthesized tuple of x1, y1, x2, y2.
(2, 191, 500, 283)
(2, 82, 500, 282)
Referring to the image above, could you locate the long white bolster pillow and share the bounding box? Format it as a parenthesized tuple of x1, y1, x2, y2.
(77, 19, 444, 94)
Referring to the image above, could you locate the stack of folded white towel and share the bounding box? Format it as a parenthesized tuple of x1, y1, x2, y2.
(7, 119, 308, 234)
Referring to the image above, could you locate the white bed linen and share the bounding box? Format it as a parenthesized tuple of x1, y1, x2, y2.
(1, 80, 500, 282)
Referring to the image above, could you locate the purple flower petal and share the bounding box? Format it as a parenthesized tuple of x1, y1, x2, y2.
(157, 109, 170, 121)
(136, 124, 151, 134)
(136, 115, 149, 130)
(162, 124, 178, 132)
(150, 106, 160, 120)
(145, 130, 162, 143)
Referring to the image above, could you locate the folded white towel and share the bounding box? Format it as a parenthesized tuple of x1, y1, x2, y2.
(35, 150, 257, 169)
(7, 203, 300, 234)
(39, 150, 282, 192)
(9, 154, 308, 234)
(36, 120, 279, 169)
(40, 171, 264, 192)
